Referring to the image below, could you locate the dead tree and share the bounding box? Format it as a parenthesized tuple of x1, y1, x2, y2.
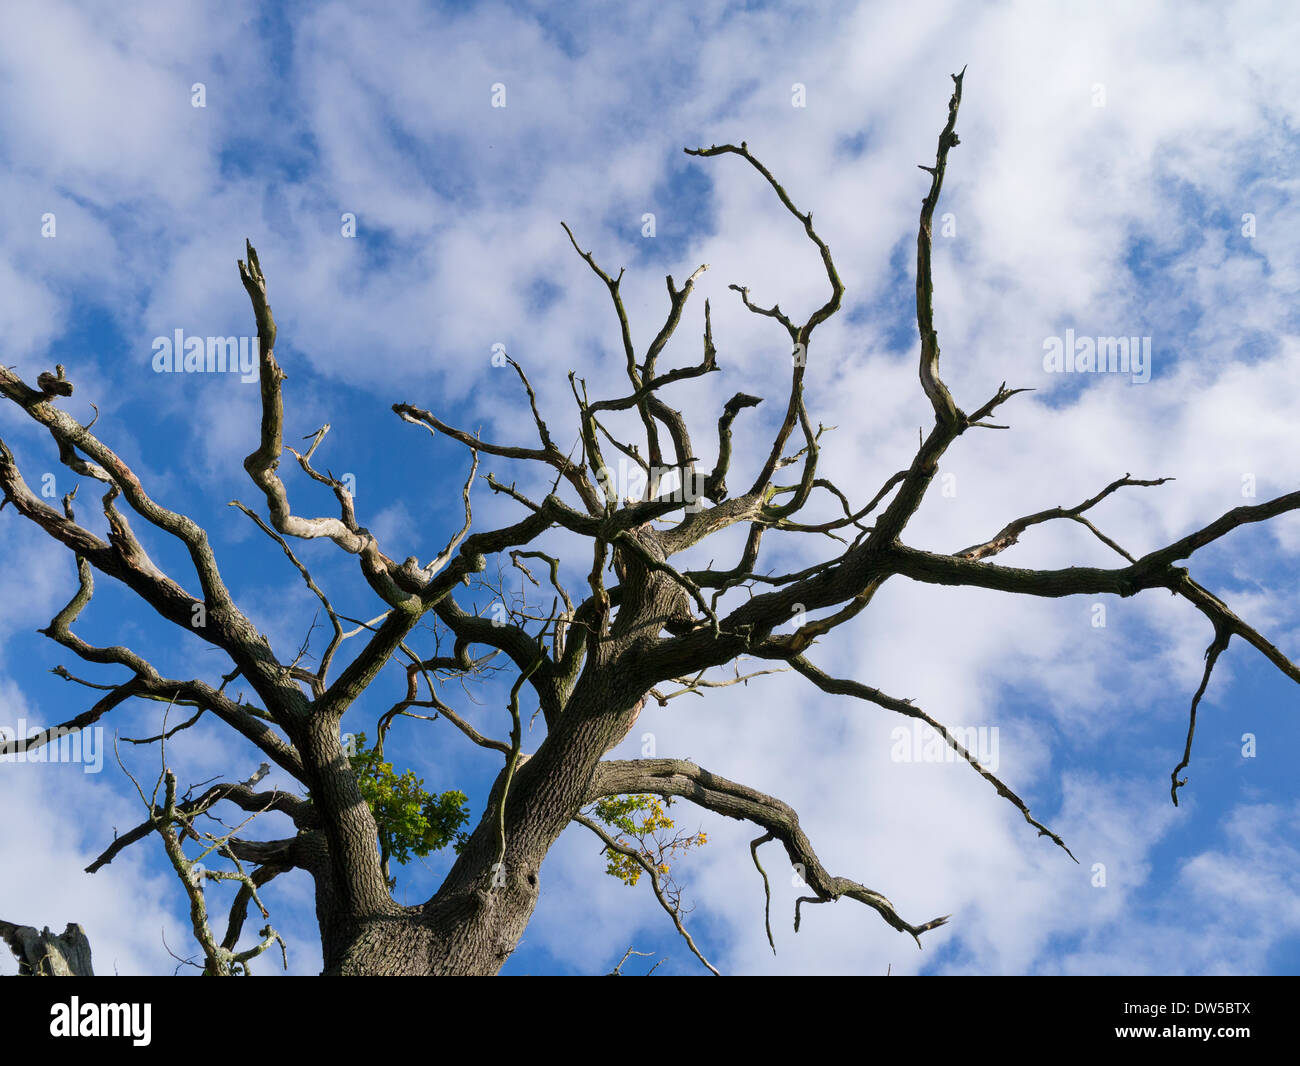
(2, 71, 1297, 975)
(0, 921, 94, 976)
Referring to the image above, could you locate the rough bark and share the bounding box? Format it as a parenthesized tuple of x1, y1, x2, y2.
(0, 921, 95, 976)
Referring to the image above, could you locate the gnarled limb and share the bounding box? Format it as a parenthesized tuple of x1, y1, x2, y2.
(0, 366, 238, 615)
(1171, 622, 1231, 806)
(0, 920, 94, 976)
(5, 507, 302, 775)
(957, 474, 1173, 562)
(673, 138, 844, 547)
(589, 759, 949, 945)
(703, 389, 763, 502)
(86, 779, 316, 874)
(915, 67, 966, 427)
(783, 655, 1075, 859)
(0, 427, 309, 732)
(238, 243, 410, 607)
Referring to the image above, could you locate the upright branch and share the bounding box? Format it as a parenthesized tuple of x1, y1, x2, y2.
(683, 139, 844, 508)
(916, 66, 965, 426)
(238, 243, 412, 607)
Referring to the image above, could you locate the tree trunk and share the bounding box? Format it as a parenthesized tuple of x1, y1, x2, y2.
(320, 672, 649, 974)
(0, 920, 95, 975)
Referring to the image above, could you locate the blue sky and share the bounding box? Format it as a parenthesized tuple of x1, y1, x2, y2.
(1, 0, 1299, 976)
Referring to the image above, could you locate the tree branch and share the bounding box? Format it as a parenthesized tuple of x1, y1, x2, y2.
(574, 813, 720, 975)
(589, 759, 949, 944)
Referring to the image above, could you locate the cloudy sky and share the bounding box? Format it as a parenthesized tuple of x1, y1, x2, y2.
(1, 0, 1298, 977)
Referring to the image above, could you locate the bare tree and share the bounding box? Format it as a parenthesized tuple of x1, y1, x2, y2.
(3, 71, 1297, 976)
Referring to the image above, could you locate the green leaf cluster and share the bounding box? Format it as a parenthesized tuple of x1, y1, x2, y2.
(345, 732, 470, 867)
